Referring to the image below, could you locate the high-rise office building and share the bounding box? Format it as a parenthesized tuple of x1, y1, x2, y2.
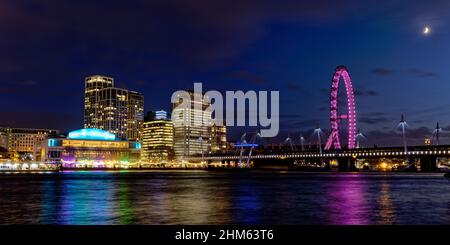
(172, 91, 211, 159)
(98, 87, 129, 139)
(141, 119, 174, 161)
(210, 123, 227, 153)
(84, 75, 114, 129)
(127, 91, 145, 141)
(144, 110, 168, 122)
(83, 75, 144, 140)
(155, 110, 168, 120)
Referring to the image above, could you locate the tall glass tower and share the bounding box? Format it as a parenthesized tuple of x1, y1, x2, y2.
(84, 75, 114, 129)
(83, 75, 144, 140)
(127, 91, 145, 141)
(172, 91, 211, 159)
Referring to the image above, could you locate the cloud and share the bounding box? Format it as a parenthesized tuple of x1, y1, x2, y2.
(364, 127, 431, 147)
(0, 0, 383, 75)
(0, 80, 37, 86)
(285, 82, 317, 97)
(371, 68, 395, 76)
(359, 112, 390, 125)
(320, 88, 379, 97)
(354, 90, 379, 96)
(408, 68, 438, 78)
(371, 68, 438, 79)
(360, 116, 390, 125)
(399, 127, 431, 139)
(1, 0, 449, 137)
(292, 119, 321, 128)
(224, 71, 271, 84)
(0, 80, 38, 94)
(0, 110, 79, 131)
(362, 112, 387, 117)
(0, 87, 18, 94)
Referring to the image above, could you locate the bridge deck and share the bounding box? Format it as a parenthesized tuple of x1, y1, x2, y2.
(187, 145, 450, 161)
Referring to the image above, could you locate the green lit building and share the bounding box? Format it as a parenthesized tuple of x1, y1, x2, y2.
(38, 128, 141, 168)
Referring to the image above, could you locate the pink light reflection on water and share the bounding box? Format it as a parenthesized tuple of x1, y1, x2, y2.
(326, 174, 369, 225)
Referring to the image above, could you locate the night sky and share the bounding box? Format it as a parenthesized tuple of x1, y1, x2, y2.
(2, 0, 450, 146)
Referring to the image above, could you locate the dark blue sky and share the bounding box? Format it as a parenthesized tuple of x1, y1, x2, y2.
(1, 0, 450, 146)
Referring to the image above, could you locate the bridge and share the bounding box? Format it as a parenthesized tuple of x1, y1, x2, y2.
(187, 66, 447, 172)
(187, 145, 449, 172)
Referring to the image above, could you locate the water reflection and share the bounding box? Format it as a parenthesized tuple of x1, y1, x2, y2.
(159, 175, 232, 224)
(1, 171, 450, 224)
(58, 174, 114, 224)
(40, 180, 63, 224)
(233, 182, 261, 224)
(141, 178, 171, 224)
(326, 175, 369, 224)
(114, 180, 135, 224)
(377, 181, 395, 224)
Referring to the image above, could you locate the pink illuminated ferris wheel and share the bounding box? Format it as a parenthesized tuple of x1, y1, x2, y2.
(324, 66, 357, 150)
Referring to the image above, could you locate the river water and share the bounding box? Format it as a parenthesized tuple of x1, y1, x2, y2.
(0, 170, 449, 224)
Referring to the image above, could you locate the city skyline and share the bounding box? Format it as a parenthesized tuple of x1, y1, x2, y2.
(2, 1, 450, 146)
(2, 1, 450, 235)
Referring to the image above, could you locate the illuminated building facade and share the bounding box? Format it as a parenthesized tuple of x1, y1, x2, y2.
(0, 131, 6, 150)
(155, 110, 168, 120)
(83, 75, 144, 140)
(172, 91, 211, 159)
(144, 110, 168, 122)
(141, 119, 174, 161)
(39, 128, 141, 168)
(210, 123, 227, 153)
(84, 75, 114, 128)
(0, 146, 7, 160)
(0, 127, 59, 160)
(127, 91, 145, 141)
(99, 87, 129, 139)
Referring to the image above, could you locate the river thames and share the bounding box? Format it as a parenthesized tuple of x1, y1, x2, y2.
(0, 171, 449, 225)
